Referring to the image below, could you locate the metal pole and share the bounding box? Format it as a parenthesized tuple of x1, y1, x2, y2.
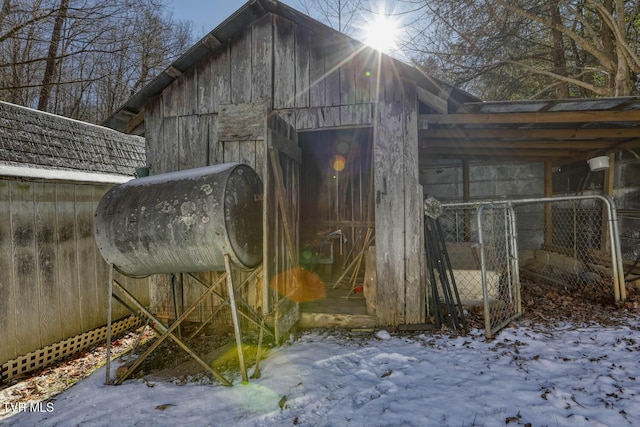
(112, 279, 232, 386)
(445, 194, 626, 302)
(477, 205, 493, 338)
(507, 205, 522, 315)
(105, 264, 114, 385)
(171, 274, 182, 339)
(225, 254, 248, 384)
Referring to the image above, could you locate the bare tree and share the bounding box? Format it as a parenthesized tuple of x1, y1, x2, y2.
(38, 0, 68, 110)
(401, 0, 640, 99)
(294, 0, 365, 34)
(0, 0, 192, 122)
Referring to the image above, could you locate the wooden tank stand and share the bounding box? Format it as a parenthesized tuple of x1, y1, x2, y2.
(105, 255, 262, 386)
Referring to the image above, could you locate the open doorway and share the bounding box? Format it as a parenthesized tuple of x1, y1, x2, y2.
(297, 127, 376, 326)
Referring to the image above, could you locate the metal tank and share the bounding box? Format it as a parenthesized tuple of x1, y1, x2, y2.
(94, 163, 263, 276)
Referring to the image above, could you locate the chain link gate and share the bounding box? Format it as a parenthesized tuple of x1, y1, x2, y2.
(438, 195, 624, 338)
(438, 202, 521, 338)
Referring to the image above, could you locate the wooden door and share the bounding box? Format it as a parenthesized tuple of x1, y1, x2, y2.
(264, 113, 301, 343)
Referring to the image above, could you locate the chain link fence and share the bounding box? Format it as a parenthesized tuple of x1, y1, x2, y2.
(438, 195, 624, 338)
(437, 203, 520, 338)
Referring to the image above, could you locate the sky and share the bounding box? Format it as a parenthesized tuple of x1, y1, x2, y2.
(2, 319, 640, 426)
(166, 0, 297, 38)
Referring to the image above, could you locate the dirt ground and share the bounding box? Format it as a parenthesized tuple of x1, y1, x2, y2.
(1, 280, 639, 419)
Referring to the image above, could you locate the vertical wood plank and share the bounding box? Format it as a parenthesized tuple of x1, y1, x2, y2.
(182, 67, 198, 116)
(382, 56, 402, 102)
(354, 49, 373, 104)
(340, 42, 357, 108)
(75, 185, 99, 331)
(402, 81, 424, 324)
(144, 95, 163, 175)
(212, 47, 231, 109)
(162, 78, 182, 118)
(255, 139, 265, 181)
(223, 140, 240, 163)
(309, 36, 326, 107)
(295, 24, 310, 108)
(35, 182, 63, 346)
(374, 101, 405, 326)
(197, 55, 215, 114)
(162, 117, 180, 173)
(179, 115, 207, 170)
(199, 113, 218, 166)
(274, 15, 296, 109)
(252, 14, 273, 103)
(11, 181, 41, 354)
(324, 41, 342, 107)
(239, 140, 257, 170)
(56, 184, 82, 338)
(231, 29, 253, 104)
(0, 181, 17, 363)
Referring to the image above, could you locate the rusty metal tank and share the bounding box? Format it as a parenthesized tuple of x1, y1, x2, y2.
(94, 163, 263, 275)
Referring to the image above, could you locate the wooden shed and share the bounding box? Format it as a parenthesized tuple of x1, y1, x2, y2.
(104, 0, 640, 337)
(104, 0, 477, 334)
(0, 101, 150, 382)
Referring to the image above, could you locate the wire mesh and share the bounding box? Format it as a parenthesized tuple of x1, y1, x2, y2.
(440, 196, 622, 338)
(439, 203, 520, 338)
(514, 199, 614, 303)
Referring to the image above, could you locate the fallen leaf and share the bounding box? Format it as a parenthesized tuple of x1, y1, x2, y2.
(155, 403, 175, 411)
(278, 395, 287, 412)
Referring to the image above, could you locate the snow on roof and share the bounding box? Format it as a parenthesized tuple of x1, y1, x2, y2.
(0, 101, 145, 181)
(0, 163, 133, 184)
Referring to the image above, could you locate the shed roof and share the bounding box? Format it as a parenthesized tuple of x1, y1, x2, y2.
(0, 101, 145, 183)
(419, 96, 640, 165)
(103, 0, 477, 134)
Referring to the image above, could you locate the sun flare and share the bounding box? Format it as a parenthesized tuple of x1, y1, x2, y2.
(362, 11, 399, 53)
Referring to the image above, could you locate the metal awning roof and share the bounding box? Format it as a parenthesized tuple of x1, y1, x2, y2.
(419, 96, 640, 164)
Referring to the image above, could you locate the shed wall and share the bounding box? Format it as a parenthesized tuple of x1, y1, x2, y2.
(421, 160, 545, 250)
(144, 12, 428, 326)
(0, 179, 149, 366)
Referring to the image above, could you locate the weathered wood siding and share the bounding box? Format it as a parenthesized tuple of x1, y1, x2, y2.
(0, 179, 149, 366)
(144, 12, 436, 327)
(145, 13, 383, 175)
(373, 76, 426, 326)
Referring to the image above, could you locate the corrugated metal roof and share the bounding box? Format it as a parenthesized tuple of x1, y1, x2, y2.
(0, 101, 145, 180)
(419, 97, 640, 164)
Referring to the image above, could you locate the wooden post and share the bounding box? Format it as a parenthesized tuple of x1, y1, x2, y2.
(544, 161, 553, 246)
(601, 153, 615, 254)
(463, 160, 470, 241)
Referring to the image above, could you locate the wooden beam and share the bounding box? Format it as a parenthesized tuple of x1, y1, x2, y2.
(416, 85, 448, 114)
(125, 109, 145, 134)
(420, 127, 640, 140)
(420, 139, 609, 150)
(421, 148, 578, 157)
(301, 219, 374, 228)
(201, 33, 223, 51)
(422, 110, 640, 125)
(544, 161, 553, 246)
(165, 66, 182, 79)
(601, 153, 615, 254)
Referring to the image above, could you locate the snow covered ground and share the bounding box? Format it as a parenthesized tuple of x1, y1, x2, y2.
(2, 319, 640, 427)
